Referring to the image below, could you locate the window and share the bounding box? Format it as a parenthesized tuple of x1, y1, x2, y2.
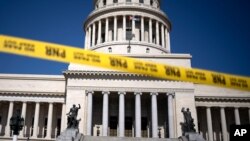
(146, 48, 150, 53)
(103, 0, 106, 6)
(139, 0, 144, 4)
(113, 0, 118, 3)
(150, 0, 153, 6)
(126, 0, 131, 2)
(108, 47, 112, 53)
(126, 28, 132, 40)
(127, 46, 131, 53)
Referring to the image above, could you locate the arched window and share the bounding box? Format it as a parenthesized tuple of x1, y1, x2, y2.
(146, 48, 150, 53)
(139, 0, 144, 4)
(113, 0, 118, 3)
(108, 47, 112, 53)
(150, 0, 153, 6)
(103, 0, 106, 6)
(127, 46, 131, 53)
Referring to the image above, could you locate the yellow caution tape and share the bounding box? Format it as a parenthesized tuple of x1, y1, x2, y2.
(0, 35, 249, 91)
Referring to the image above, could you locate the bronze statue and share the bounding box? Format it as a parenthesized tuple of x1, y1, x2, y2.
(66, 104, 81, 129)
(10, 109, 24, 135)
(180, 107, 196, 135)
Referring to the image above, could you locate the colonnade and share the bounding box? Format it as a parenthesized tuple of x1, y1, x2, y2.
(85, 91, 175, 138)
(85, 15, 170, 52)
(197, 106, 250, 141)
(0, 101, 65, 139)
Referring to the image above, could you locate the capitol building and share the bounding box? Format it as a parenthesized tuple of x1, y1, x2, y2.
(0, 0, 250, 141)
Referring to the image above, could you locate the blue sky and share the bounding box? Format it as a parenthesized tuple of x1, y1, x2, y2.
(0, 0, 250, 76)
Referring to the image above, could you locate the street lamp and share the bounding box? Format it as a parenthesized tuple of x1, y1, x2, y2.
(10, 109, 24, 141)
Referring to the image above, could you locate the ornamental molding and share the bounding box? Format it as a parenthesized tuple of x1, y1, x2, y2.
(67, 86, 194, 93)
(0, 95, 65, 103)
(195, 96, 250, 102)
(64, 70, 189, 83)
(0, 91, 65, 97)
(0, 74, 65, 81)
(195, 101, 250, 108)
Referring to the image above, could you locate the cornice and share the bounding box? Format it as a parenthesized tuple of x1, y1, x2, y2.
(0, 73, 65, 81)
(63, 70, 169, 81)
(0, 91, 65, 97)
(67, 86, 194, 93)
(195, 96, 250, 102)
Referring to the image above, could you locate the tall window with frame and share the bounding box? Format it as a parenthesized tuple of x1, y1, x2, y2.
(139, 0, 144, 4)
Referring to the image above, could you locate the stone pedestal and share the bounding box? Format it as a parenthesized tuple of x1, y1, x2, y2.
(179, 132, 206, 141)
(57, 129, 83, 141)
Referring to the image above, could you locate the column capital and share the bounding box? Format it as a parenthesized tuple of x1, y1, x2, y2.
(102, 91, 110, 95)
(118, 91, 126, 95)
(150, 92, 158, 96)
(134, 92, 142, 95)
(86, 90, 94, 95)
(166, 92, 175, 97)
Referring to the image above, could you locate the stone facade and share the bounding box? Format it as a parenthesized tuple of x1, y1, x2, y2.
(0, 0, 250, 141)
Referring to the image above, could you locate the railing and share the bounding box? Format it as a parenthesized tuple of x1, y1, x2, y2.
(88, 2, 167, 19)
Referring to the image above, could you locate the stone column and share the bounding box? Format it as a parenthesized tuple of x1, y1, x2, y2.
(20, 102, 27, 137)
(151, 92, 158, 138)
(206, 107, 213, 141)
(102, 91, 110, 136)
(92, 23, 96, 46)
(60, 103, 66, 132)
(161, 24, 165, 48)
(98, 20, 102, 44)
(105, 18, 109, 42)
(135, 92, 142, 137)
(220, 107, 228, 141)
(32, 102, 40, 138)
(234, 107, 240, 125)
(88, 26, 92, 48)
(149, 18, 152, 43)
(114, 16, 117, 41)
(118, 91, 126, 137)
(123, 15, 126, 40)
(84, 29, 88, 48)
(86, 91, 94, 135)
(5, 101, 14, 137)
(167, 92, 175, 138)
(45, 103, 53, 139)
(141, 16, 144, 42)
(165, 28, 170, 52)
(156, 21, 159, 45)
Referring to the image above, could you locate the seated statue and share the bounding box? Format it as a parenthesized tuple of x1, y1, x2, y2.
(66, 104, 81, 129)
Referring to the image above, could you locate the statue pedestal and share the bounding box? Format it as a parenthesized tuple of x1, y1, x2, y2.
(56, 128, 83, 141)
(179, 132, 206, 141)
